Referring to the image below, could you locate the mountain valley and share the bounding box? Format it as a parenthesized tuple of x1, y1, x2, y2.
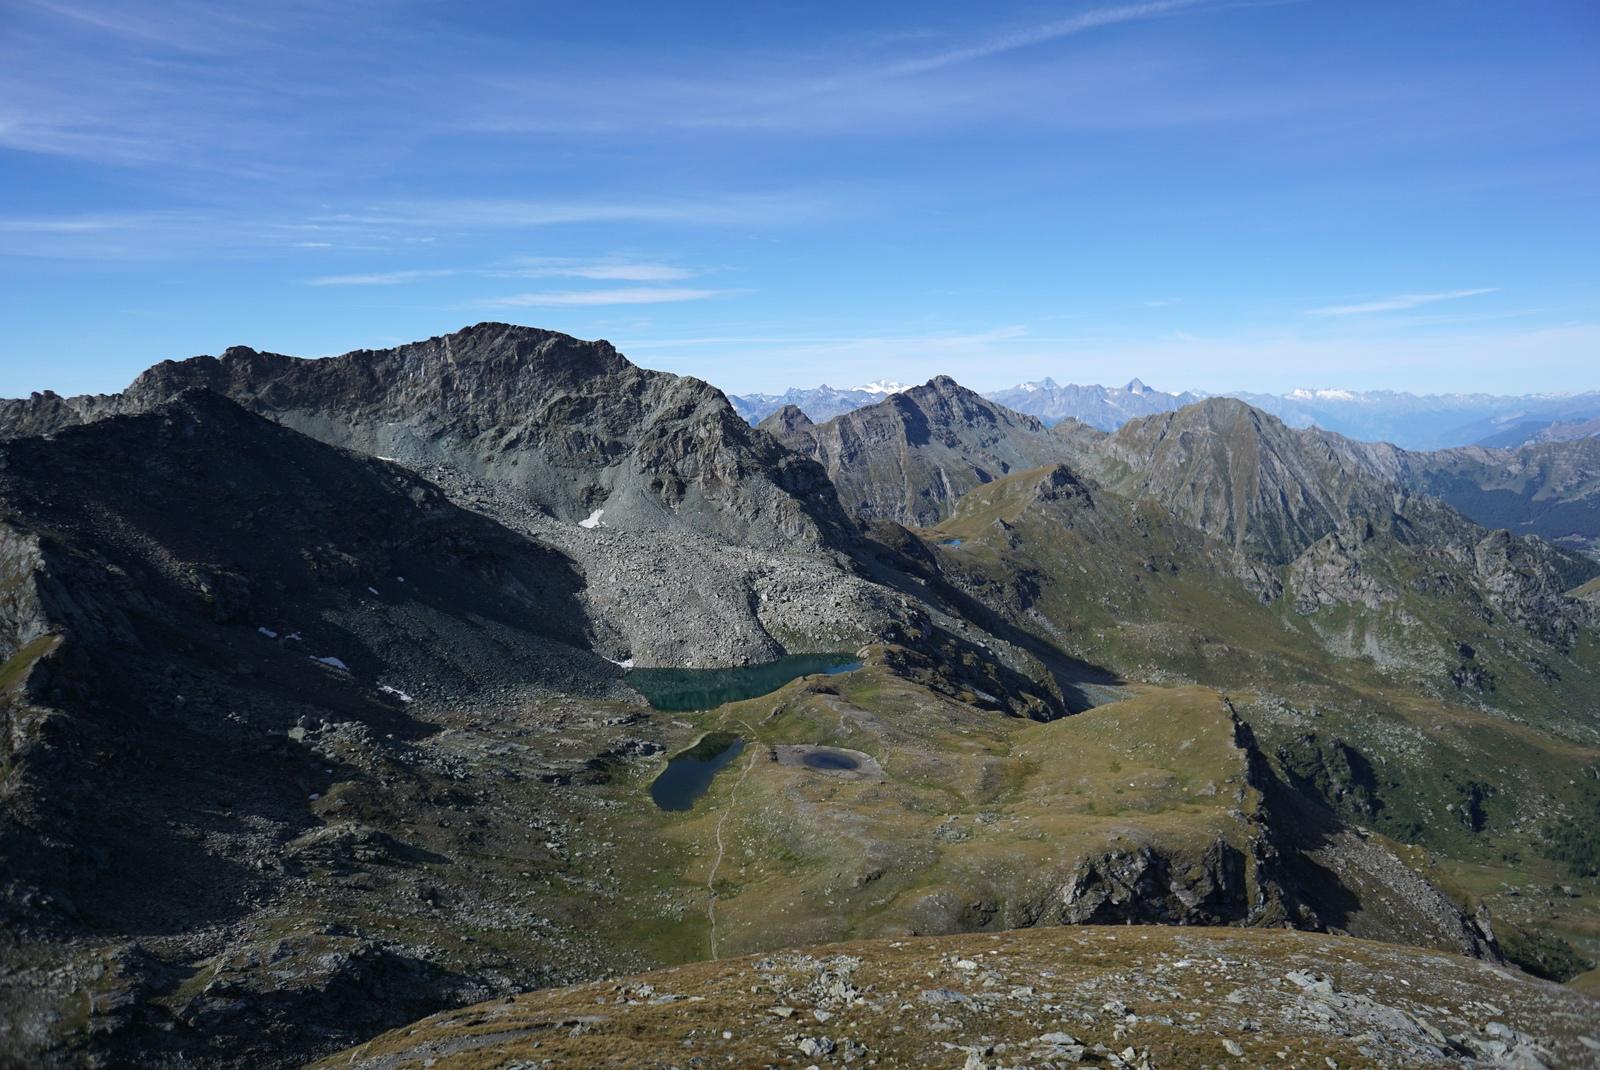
(2, 326, 1598, 1068)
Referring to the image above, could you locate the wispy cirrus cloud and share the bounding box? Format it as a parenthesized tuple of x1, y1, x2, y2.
(4, 0, 1257, 175)
(1306, 288, 1499, 317)
(0, 212, 167, 234)
(307, 259, 699, 288)
(306, 268, 460, 286)
(877, 0, 1211, 79)
(501, 258, 697, 282)
(481, 287, 727, 308)
(472, 2, 1271, 138)
(0, 195, 823, 259)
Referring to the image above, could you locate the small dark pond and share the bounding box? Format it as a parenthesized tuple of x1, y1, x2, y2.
(628, 653, 862, 712)
(649, 733, 745, 811)
(937, 537, 964, 548)
(801, 749, 860, 771)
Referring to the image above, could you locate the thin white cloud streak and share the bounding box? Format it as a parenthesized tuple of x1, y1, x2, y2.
(363, 195, 834, 230)
(0, 195, 830, 259)
(464, 1, 1336, 141)
(548, 264, 694, 281)
(305, 260, 699, 288)
(482, 287, 727, 308)
(1305, 288, 1498, 317)
(0, 213, 162, 233)
(20, 0, 317, 54)
(498, 258, 697, 282)
(307, 268, 460, 286)
(878, 0, 1210, 79)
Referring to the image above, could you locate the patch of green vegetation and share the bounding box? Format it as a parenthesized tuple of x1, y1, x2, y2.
(1542, 766, 1600, 879)
(1499, 919, 1596, 983)
(0, 634, 57, 693)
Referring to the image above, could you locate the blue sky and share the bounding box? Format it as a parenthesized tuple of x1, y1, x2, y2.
(1, 0, 1597, 398)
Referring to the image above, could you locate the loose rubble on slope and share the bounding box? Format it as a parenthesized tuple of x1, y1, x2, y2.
(318, 925, 1600, 1069)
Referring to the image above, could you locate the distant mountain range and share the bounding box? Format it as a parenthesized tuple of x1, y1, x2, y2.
(726, 380, 910, 423)
(730, 375, 1600, 450)
(985, 376, 1208, 432)
(1235, 388, 1600, 450)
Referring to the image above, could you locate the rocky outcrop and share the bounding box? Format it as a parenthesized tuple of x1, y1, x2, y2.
(0, 525, 51, 663)
(1043, 838, 1249, 926)
(1288, 519, 1394, 613)
(1472, 526, 1594, 646)
(0, 326, 933, 668)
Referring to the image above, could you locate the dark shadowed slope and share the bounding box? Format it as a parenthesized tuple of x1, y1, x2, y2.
(0, 390, 641, 1064)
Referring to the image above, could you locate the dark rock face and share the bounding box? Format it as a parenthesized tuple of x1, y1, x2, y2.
(0, 388, 609, 698)
(762, 376, 1065, 527)
(0, 324, 854, 552)
(1045, 839, 1250, 926)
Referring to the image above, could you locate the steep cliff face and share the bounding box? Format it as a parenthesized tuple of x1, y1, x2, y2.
(761, 376, 1064, 527)
(0, 324, 854, 552)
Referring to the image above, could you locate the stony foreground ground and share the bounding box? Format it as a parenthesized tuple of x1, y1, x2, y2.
(315, 925, 1600, 1070)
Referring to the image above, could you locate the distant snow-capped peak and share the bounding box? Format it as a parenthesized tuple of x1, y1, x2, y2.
(1286, 388, 1359, 402)
(855, 379, 909, 395)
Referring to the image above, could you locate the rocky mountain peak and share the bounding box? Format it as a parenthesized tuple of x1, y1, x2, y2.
(893, 376, 1048, 434)
(754, 403, 818, 448)
(765, 374, 1062, 526)
(1090, 398, 1397, 563)
(758, 403, 814, 431)
(3, 325, 855, 551)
